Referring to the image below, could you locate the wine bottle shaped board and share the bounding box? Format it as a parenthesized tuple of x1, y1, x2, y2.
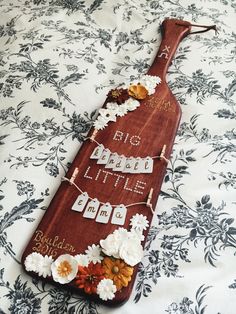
(22, 19, 215, 306)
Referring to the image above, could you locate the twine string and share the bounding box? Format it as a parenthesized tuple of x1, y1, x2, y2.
(83, 136, 169, 163)
(61, 176, 154, 214)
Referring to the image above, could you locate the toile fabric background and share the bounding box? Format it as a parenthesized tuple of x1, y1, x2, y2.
(0, 1, 236, 313)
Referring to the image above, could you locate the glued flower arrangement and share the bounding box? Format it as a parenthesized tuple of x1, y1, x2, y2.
(24, 214, 149, 301)
(102, 257, 133, 291)
(93, 75, 161, 130)
(24, 252, 53, 278)
(51, 254, 78, 284)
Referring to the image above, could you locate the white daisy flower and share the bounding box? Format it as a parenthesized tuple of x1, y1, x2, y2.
(51, 254, 78, 284)
(119, 238, 144, 266)
(99, 108, 117, 122)
(37, 255, 53, 278)
(93, 115, 108, 130)
(97, 278, 117, 301)
(130, 213, 149, 231)
(24, 252, 43, 272)
(116, 105, 128, 117)
(123, 98, 140, 111)
(85, 244, 103, 263)
(74, 254, 89, 267)
(106, 102, 119, 111)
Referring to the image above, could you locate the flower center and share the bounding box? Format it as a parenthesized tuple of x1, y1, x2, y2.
(86, 274, 97, 284)
(57, 261, 72, 277)
(112, 266, 120, 274)
(111, 90, 121, 98)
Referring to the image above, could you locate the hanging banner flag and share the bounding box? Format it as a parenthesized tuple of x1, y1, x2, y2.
(130, 157, 143, 173)
(143, 157, 154, 173)
(72, 192, 89, 212)
(123, 157, 136, 173)
(111, 204, 127, 226)
(97, 148, 111, 164)
(95, 203, 112, 224)
(105, 152, 119, 169)
(83, 198, 100, 219)
(90, 144, 104, 159)
(113, 155, 127, 172)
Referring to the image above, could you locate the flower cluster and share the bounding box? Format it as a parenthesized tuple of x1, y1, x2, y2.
(94, 98, 140, 130)
(100, 227, 145, 266)
(24, 252, 53, 278)
(93, 75, 161, 130)
(24, 214, 149, 301)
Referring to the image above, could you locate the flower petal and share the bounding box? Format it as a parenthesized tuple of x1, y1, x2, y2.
(128, 84, 148, 100)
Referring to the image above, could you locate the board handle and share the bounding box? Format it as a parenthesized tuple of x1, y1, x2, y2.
(147, 18, 216, 80)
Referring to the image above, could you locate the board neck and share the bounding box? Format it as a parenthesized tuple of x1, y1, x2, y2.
(147, 19, 191, 80)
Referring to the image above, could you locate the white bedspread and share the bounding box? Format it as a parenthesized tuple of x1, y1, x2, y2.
(0, 1, 235, 313)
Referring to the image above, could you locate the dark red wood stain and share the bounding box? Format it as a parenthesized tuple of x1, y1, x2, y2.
(22, 19, 192, 306)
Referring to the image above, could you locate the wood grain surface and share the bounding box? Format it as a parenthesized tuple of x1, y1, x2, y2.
(22, 19, 192, 306)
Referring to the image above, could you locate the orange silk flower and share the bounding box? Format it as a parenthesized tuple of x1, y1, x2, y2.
(75, 262, 105, 294)
(128, 83, 148, 100)
(102, 257, 133, 291)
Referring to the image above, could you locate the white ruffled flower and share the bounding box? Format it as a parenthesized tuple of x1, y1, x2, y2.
(113, 227, 129, 241)
(24, 252, 43, 272)
(37, 255, 53, 278)
(51, 254, 78, 284)
(93, 115, 108, 130)
(74, 254, 89, 267)
(100, 227, 144, 266)
(123, 98, 140, 111)
(130, 213, 149, 231)
(85, 244, 103, 263)
(100, 233, 120, 258)
(119, 238, 144, 266)
(129, 228, 145, 242)
(99, 108, 117, 122)
(100, 228, 129, 259)
(97, 278, 117, 301)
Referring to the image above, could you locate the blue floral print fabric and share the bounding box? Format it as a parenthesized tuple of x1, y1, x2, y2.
(0, 1, 235, 313)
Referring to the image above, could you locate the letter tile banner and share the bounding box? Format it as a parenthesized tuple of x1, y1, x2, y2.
(0, 1, 235, 313)
(90, 144, 155, 174)
(71, 192, 127, 225)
